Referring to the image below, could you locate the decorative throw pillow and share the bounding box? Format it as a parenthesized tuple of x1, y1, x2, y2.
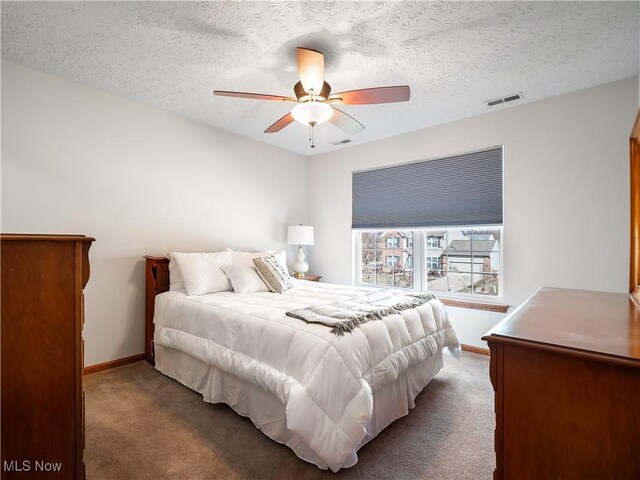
(171, 251, 233, 296)
(222, 263, 270, 294)
(253, 255, 293, 293)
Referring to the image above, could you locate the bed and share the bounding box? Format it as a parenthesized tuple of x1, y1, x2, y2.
(144, 254, 460, 471)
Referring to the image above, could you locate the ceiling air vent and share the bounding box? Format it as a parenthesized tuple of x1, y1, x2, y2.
(486, 92, 524, 108)
(331, 139, 352, 146)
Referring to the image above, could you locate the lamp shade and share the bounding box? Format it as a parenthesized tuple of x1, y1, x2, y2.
(291, 102, 333, 126)
(287, 225, 314, 246)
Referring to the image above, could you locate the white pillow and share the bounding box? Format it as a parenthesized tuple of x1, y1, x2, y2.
(223, 249, 288, 293)
(171, 251, 232, 296)
(165, 252, 185, 291)
(222, 263, 270, 294)
(226, 248, 287, 272)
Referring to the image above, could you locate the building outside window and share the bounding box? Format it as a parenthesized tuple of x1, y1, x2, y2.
(358, 227, 502, 297)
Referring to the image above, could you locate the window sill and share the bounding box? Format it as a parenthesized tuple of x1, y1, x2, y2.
(439, 297, 509, 313)
(354, 282, 509, 313)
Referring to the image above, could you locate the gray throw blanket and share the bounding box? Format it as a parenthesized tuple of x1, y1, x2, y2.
(286, 289, 437, 335)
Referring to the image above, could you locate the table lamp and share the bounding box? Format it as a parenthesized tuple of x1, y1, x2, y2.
(287, 225, 314, 278)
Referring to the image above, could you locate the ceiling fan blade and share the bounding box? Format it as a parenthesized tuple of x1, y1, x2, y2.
(297, 47, 325, 95)
(329, 107, 365, 135)
(331, 86, 410, 105)
(214, 90, 296, 102)
(264, 113, 295, 133)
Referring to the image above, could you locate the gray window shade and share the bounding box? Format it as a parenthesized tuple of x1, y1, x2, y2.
(352, 147, 503, 229)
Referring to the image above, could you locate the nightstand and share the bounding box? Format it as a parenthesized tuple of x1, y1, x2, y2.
(297, 274, 321, 282)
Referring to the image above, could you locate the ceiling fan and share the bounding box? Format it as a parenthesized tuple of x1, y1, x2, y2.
(214, 47, 410, 148)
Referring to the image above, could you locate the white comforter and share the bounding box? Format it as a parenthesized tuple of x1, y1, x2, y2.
(153, 280, 459, 471)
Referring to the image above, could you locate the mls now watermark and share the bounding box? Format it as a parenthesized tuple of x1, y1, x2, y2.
(4, 460, 63, 473)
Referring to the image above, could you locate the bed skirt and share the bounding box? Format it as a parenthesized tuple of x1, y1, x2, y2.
(155, 344, 444, 471)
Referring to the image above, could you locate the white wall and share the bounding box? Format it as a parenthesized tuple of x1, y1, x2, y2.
(3, 59, 637, 357)
(1, 60, 308, 365)
(308, 76, 638, 348)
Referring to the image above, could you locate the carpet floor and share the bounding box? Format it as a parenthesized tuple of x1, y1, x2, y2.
(84, 352, 494, 480)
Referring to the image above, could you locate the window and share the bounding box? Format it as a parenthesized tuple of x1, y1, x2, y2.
(386, 255, 399, 267)
(426, 236, 441, 248)
(360, 231, 414, 288)
(426, 228, 501, 297)
(357, 227, 502, 298)
(353, 147, 503, 298)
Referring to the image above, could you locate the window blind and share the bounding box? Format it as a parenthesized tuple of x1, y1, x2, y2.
(352, 147, 503, 229)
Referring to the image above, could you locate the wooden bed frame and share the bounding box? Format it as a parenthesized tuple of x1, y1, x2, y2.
(144, 255, 170, 365)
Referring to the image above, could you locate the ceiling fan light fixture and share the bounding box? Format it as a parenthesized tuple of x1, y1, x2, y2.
(214, 46, 410, 146)
(291, 101, 334, 126)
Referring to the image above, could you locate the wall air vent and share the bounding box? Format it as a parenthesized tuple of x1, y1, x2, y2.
(486, 92, 524, 108)
(330, 139, 352, 146)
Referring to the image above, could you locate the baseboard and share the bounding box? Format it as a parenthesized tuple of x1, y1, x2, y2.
(83, 353, 146, 375)
(460, 344, 490, 356)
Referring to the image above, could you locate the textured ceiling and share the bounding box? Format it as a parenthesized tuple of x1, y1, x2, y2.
(2, 1, 638, 156)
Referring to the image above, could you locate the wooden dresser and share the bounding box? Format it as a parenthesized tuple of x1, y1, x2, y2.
(1, 234, 94, 479)
(483, 287, 640, 479)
